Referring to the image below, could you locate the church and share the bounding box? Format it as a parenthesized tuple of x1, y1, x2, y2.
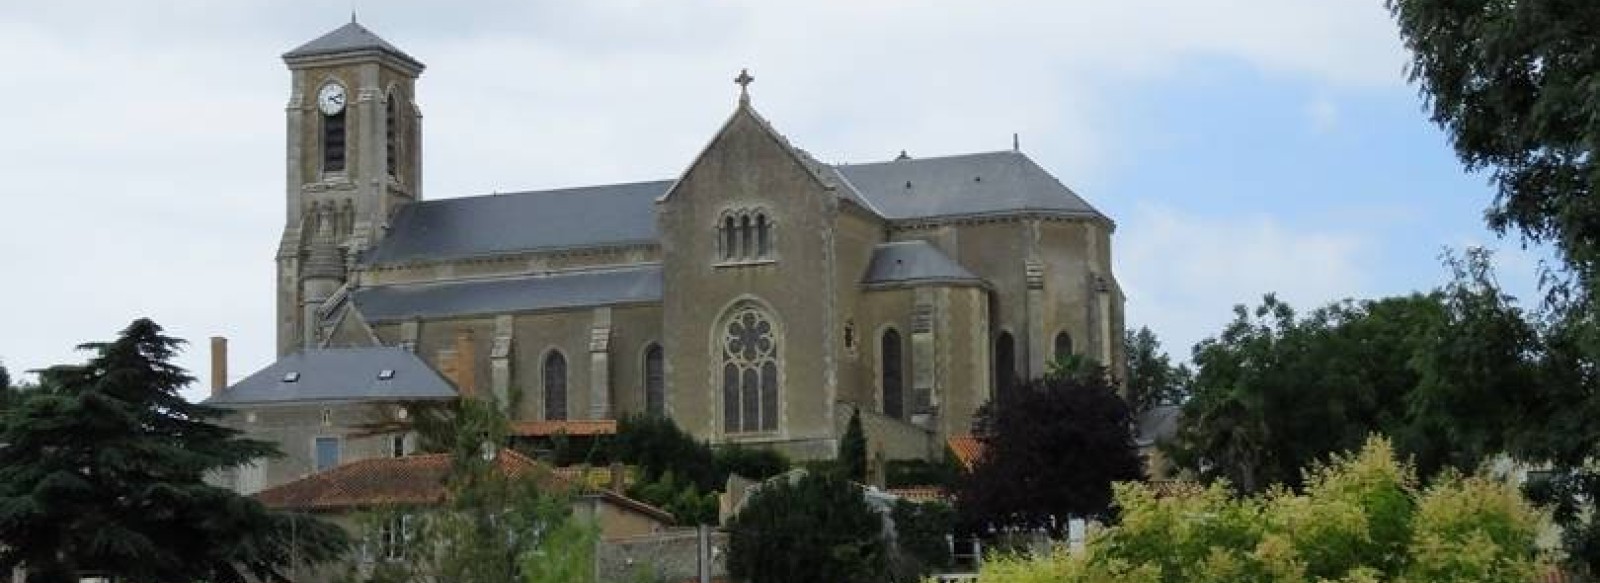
(209, 20, 1125, 492)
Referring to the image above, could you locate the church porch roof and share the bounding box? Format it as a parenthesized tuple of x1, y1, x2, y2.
(862, 240, 984, 288)
(207, 346, 456, 406)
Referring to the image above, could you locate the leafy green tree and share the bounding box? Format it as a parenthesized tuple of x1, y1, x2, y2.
(889, 499, 954, 579)
(982, 437, 1547, 583)
(1170, 253, 1538, 492)
(612, 413, 718, 490)
(957, 367, 1144, 534)
(839, 408, 868, 482)
(1123, 326, 1192, 414)
(0, 319, 346, 583)
(714, 445, 790, 482)
(726, 472, 891, 583)
(1388, 0, 1600, 306)
(339, 398, 598, 583)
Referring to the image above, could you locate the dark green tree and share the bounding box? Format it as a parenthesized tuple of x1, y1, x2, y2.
(957, 367, 1144, 533)
(1388, 0, 1600, 305)
(839, 408, 868, 482)
(1169, 251, 1540, 491)
(889, 500, 954, 580)
(1122, 326, 1193, 414)
(726, 472, 890, 583)
(0, 319, 346, 583)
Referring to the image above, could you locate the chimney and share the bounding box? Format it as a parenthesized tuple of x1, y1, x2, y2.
(609, 462, 627, 493)
(209, 336, 228, 397)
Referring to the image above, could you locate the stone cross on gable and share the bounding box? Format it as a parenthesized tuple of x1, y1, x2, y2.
(735, 68, 754, 104)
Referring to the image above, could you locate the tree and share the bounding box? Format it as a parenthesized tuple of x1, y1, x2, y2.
(338, 398, 597, 583)
(957, 367, 1144, 534)
(889, 499, 954, 579)
(839, 408, 868, 482)
(1168, 254, 1539, 492)
(981, 437, 1548, 583)
(1122, 326, 1192, 414)
(1388, 0, 1600, 306)
(726, 472, 891, 583)
(0, 319, 346, 583)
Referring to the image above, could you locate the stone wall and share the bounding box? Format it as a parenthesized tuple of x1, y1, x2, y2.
(598, 529, 727, 583)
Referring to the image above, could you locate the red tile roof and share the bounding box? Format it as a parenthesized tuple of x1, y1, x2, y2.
(947, 435, 986, 471)
(510, 419, 618, 437)
(254, 450, 671, 523)
(887, 486, 952, 503)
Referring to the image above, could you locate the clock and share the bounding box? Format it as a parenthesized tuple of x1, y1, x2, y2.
(317, 82, 347, 116)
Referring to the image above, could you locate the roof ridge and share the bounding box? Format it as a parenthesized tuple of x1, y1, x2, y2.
(413, 179, 674, 207)
(835, 149, 1020, 168)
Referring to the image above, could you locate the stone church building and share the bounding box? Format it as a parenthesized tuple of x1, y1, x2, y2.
(212, 20, 1124, 490)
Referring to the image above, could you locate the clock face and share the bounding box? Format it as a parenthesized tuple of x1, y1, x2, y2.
(317, 82, 346, 116)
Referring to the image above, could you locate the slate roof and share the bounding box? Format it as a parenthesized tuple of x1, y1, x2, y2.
(1135, 404, 1182, 447)
(352, 266, 662, 323)
(363, 181, 669, 267)
(254, 450, 674, 523)
(862, 240, 983, 287)
(283, 22, 423, 70)
(836, 151, 1104, 221)
(360, 152, 1098, 266)
(206, 347, 456, 406)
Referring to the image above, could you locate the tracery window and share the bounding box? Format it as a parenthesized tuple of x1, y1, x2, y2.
(721, 304, 779, 433)
(644, 343, 665, 417)
(543, 351, 567, 421)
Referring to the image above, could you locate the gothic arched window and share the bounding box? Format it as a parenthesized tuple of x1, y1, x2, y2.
(1054, 331, 1073, 361)
(385, 92, 399, 177)
(322, 109, 346, 173)
(739, 215, 753, 259)
(995, 332, 1017, 402)
(756, 213, 770, 257)
(721, 304, 779, 433)
(543, 351, 567, 421)
(644, 343, 665, 417)
(881, 329, 904, 420)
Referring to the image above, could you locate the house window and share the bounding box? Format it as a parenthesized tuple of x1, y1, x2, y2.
(544, 350, 568, 421)
(323, 109, 346, 173)
(721, 304, 780, 433)
(390, 434, 407, 458)
(377, 515, 414, 561)
(995, 332, 1017, 403)
(644, 344, 665, 417)
(1054, 331, 1073, 361)
(881, 329, 904, 420)
(314, 436, 340, 472)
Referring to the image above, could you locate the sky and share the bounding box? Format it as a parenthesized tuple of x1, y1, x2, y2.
(0, 1, 1551, 401)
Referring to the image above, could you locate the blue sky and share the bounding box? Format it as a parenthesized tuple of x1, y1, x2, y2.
(0, 1, 1551, 399)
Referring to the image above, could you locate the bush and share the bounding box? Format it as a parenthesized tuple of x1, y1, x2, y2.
(715, 445, 790, 482)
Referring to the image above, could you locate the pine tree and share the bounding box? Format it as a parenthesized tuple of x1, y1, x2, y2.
(839, 408, 868, 482)
(0, 319, 346, 583)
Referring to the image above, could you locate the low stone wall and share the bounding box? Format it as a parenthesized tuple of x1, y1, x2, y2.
(836, 401, 936, 461)
(598, 528, 728, 583)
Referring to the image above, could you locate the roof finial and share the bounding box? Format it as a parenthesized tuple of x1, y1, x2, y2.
(351, 10, 357, 23)
(735, 68, 755, 105)
(1012, 132, 1019, 152)
(895, 150, 911, 161)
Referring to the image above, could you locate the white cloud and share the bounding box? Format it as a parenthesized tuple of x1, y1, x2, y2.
(0, 1, 1407, 400)
(1117, 203, 1374, 360)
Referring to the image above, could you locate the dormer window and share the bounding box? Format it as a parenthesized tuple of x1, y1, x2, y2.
(378, 369, 396, 380)
(716, 209, 776, 264)
(283, 372, 301, 383)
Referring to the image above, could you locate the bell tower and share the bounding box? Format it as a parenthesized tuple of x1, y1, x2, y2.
(276, 19, 425, 355)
